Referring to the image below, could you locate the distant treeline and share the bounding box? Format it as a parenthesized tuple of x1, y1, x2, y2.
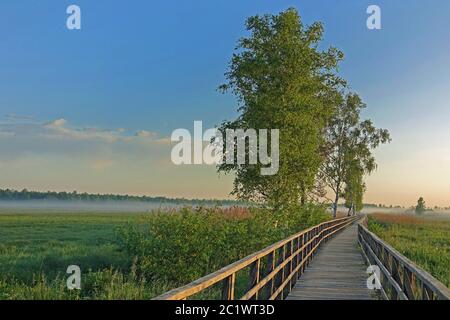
(0, 188, 245, 206)
(364, 203, 405, 209)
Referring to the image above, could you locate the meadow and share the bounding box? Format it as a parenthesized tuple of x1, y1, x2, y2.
(368, 213, 450, 287)
(0, 210, 151, 299)
(0, 205, 329, 299)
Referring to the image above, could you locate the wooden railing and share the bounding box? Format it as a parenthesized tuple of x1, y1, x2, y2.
(154, 216, 359, 300)
(358, 219, 450, 300)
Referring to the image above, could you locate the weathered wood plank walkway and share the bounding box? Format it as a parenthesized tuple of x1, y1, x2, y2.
(287, 223, 374, 300)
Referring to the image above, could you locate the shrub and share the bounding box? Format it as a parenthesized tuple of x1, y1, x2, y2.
(117, 205, 329, 287)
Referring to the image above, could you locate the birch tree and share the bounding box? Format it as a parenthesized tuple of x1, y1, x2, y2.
(321, 93, 391, 218)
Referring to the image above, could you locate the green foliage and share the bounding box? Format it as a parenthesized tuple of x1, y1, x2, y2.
(367, 218, 387, 235)
(0, 275, 77, 300)
(343, 158, 365, 214)
(217, 8, 344, 209)
(117, 205, 328, 286)
(415, 197, 426, 214)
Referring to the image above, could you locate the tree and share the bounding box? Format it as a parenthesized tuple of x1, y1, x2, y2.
(217, 8, 344, 210)
(320, 93, 391, 218)
(343, 158, 365, 216)
(415, 197, 426, 214)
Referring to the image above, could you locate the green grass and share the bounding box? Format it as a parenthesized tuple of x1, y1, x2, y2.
(0, 206, 329, 299)
(0, 211, 144, 282)
(368, 213, 450, 288)
(0, 210, 172, 299)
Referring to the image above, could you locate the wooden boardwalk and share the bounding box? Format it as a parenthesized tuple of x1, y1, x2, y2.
(157, 216, 450, 300)
(287, 223, 375, 300)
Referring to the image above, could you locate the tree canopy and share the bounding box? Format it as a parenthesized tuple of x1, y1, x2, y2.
(218, 8, 345, 210)
(218, 8, 391, 214)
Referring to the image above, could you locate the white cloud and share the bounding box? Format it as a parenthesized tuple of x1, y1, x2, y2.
(43, 119, 122, 142)
(0, 116, 171, 162)
(45, 118, 67, 128)
(135, 130, 156, 138)
(1, 116, 166, 145)
(39, 118, 165, 144)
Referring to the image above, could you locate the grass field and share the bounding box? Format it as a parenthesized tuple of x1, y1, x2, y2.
(0, 210, 159, 299)
(0, 205, 329, 299)
(368, 213, 450, 287)
(0, 211, 145, 282)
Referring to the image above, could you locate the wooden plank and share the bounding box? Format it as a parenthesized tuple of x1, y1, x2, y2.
(221, 273, 236, 300)
(247, 259, 261, 299)
(287, 224, 375, 300)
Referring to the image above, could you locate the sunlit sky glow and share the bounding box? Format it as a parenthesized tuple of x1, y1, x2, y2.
(1, 0, 450, 206)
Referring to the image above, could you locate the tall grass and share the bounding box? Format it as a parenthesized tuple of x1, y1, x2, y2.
(368, 213, 450, 287)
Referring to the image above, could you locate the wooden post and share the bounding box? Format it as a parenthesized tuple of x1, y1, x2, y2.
(304, 232, 310, 267)
(222, 273, 236, 300)
(300, 234, 305, 274)
(248, 259, 261, 299)
(422, 284, 433, 300)
(307, 231, 312, 265)
(266, 251, 276, 299)
(403, 267, 414, 299)
(274, 246, 284, 299)
(287, 240, 294, 292)
(391, 257, 401, 286)
(294, 236, 301, 279)
(280, 244, 290, 299)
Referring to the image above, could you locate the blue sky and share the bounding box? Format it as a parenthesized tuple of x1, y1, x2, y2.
(1, 1, 450, 205)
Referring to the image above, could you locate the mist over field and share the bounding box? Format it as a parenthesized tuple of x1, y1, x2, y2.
(360, 206, 405, 214)
(359, 206, 450, 219)
(1, 200, 450, 217)
(0, 200, 179, 213)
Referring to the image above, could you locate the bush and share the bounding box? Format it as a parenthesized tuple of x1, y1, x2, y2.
(117, 205, 329, 287)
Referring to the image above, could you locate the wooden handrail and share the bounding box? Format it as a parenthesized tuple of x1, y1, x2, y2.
(154, 215, 359, 300)
(358, 218, 450, 300)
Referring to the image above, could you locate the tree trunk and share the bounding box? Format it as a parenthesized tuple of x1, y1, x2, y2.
(332, 193, 339, 219)
(300, 194, 306, 206)
(347, 205, 352, 217)
(300, 183, 306, 206)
